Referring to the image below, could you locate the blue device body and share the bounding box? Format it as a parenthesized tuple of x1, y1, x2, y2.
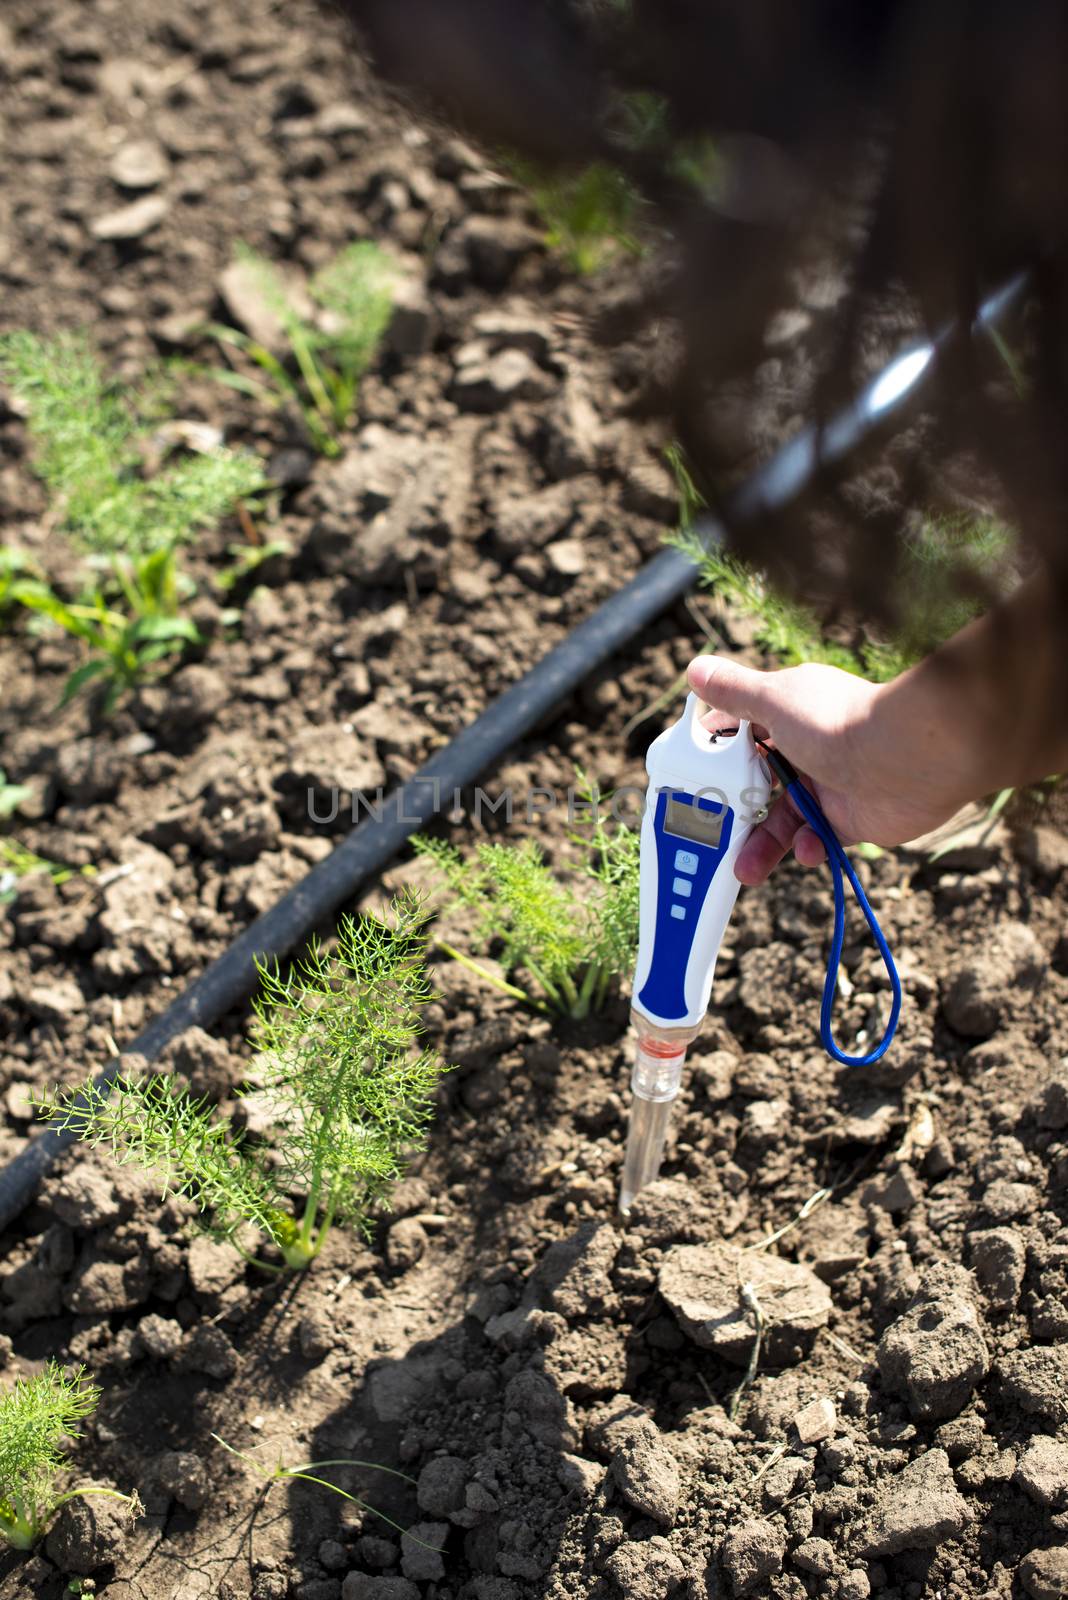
(636, 790, 734, 1023)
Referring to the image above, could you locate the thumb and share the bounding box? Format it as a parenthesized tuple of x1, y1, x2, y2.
(686, 654, 782, 729)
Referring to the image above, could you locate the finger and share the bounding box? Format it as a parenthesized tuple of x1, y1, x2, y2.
(793, 824, 827, 868)
(733, 792, 805, 885)
(687, 654, 782, 729)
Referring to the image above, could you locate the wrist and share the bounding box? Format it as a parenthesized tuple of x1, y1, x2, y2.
(876, 655, 1001, 815)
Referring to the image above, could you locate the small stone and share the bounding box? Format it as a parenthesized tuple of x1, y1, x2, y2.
(720, 1517, 787, 1594)
(50, 1161, 122, 1230)
(1018, 825, 1068, 876)
(162, 1025, 241, 1103)
(967, 1227, 1026, 1309)
(319, 1541, 348, 1572)
(157, 1450, 209, 1510)
(457, 215, 542, 286)
(385, 278, 436, 357)
(804, 1207, 870, 1283)
(354, 1535, 398, 1569)
(876, 1264, 989, 1421)
(942, 922, 1046, 1038)
(177, 1324, 238, 1380)
(386, 1218, 427, 1272)
(45, 1496, 128, 1574)
(341, 1578, 418, 1600)
(545, 538, 585, 577)
(839, 1570, 872, 1600)
(981, 1178, 1040, 1222)
(558, 1454, 603, 1497)
(861, 1163, 924, 1213)
(1022, 1547, 1068, 1600)
(999, 1347, 1068, 1421)
(66, 1258, 150, 1315)
(761, 1454, 810, 1506)
(187, 1235, 244, 1299)
(604, 1538, 684, 1597)
(854, 1448, 970, 1557)
(740, 1097, 791, 1147)
(1016, 1438, 1068, 1508)
(791, 1537, 838, 1577)
(298, 1310, 338, 1362)
(109, 138, 170, 188)
(4, 1082, 35, 1122)
(416, 1456, 467, 1518)
(136, 1313, 183, 1360)
(91, 194, 169, 240)
(399, 1521, 447, 1582)
(1030, 1065, 1068, 1130)
(452, 347, 553, 412)
(26, 979, 85, 1022)
(659, 1240, 831, 1365)
(828, 1095, 903, 1145)
(793, 1396, 836, 1444)
(610, 1425, 680, 1525)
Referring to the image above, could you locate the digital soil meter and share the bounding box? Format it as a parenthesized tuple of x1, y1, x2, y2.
(632, 695, 772, 1033)
(621, 691, 902, 1212)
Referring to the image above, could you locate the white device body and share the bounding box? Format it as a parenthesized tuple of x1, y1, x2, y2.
(631, 695, 772, 1033)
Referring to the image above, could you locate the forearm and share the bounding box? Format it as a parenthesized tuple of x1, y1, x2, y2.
(878, 577, 1068, 805)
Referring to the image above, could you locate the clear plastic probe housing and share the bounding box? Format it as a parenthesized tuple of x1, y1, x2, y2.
(619, 1016, 699, 1212)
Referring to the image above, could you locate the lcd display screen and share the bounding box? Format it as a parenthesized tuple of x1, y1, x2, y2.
(663, 796, 726, 848)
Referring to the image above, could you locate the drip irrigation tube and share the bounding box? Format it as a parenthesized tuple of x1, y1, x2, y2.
(0, 273, 1027, 1232)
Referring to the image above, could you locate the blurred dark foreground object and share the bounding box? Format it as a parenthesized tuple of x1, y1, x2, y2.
(330, 0, 1068, 634)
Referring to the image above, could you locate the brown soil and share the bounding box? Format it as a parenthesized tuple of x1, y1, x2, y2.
(3, 3, 1068, 1600)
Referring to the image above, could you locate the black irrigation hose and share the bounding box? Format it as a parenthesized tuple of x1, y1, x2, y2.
(0, 274, 1027, 1233)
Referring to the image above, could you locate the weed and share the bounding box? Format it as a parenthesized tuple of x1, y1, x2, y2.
(207, 242, 395, 455)
(0, 331, 265, 556)
(0, 769, 33, 821)
(215, 536, 292, 594)
(0, 547, 43, 618)
(0, 838, 94, 904)
(414, 798, 639, 1018)
(39, 894, 448, 1271)
(12, 545, 202, 712)
(0, 1361, 137, 1551)
(210, 1434, 440, 1546)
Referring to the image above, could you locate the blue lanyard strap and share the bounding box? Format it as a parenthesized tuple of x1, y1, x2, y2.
(756, 742, 902, 1066)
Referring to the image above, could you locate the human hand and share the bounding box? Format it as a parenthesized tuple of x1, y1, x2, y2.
(686, 654, 978, 885)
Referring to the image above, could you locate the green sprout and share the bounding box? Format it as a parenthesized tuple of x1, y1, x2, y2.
(38, 895, 449, 1271)
(12, 545, 202, 712)
(207, 242, 396, 456)
(0, 837, 95, 905)
(0, 769, 33, 821)
(214, 536, 292, 594)
(0, 548, 43, 620)
(0, 331, 265, 556)
(414, 796, 640, 1019)
(0, 1362, 137, 1551)
(210, 1434, 440, 1547)
(509, 158, 643, 275)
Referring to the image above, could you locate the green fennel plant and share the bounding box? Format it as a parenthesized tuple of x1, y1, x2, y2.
(0, 1362, 137, 1551)
(39, 895, 448, 1271)
(207, 242, 396, 456)
(0, 331, 265, 556)
(414, 802, 640, 1018)
(667, 443, 1015, 681)
(509, 158, 643, 275)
